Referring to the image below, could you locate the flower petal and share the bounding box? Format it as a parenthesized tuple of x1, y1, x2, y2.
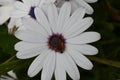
(55, 53, 66, 80)
(35, 7, 52, 35)
(84, 0, 98, 3)
(48, 3, 58, 32)
(67, 32, 101, 44)
(67, 47, 93, 70)
(15, 41, 43, 51)
(62, 7, 85, 34)
(28, 49, 49, 77)
(22, 17, 48, 37)
(40, 0, 56, 5)
(0, 6, 12, 24)
(15, 30, 47, 43)
(7, 71, 17, 79)
(70, 0, 80, 13)
(41, 51, 55, 80)
(64, 17, 93, 38)
(67, 44, 98, 55)
(75, 0, 94, 14)
(12, 10, 28, 18)
(16, 43, 47, 59)
(23, 0, 31, 6)
(31, 0, 40, 6)
(8, 18, 15, 33)
(0, 75, 14, 80)
(14, 1, 30, 12)
(64, 53, 80, 80)
(56, 2, 71, 33)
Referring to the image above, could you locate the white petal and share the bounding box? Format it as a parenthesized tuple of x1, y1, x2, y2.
(7, 70, 17, 79)
(67, 32, 101, 44)
(64, 53, 80, 80)
(15, 30, 47, 43)
(41, 51, 55, 80)
(64, 17, 93, 38)
(8, 18, 15, 33)
(40, 0, 56, 6)
(22, 17, 48, 37)
(14, 1, 30, 12)
(0, 0, 14, 5)
(15, 41, 42, 51)
(15, 18, 23, 27)
(8, 18, 22, 33)
(70, 0, 80, 13)
(16, 42, 47, 59)
(48, 3, 58, 32)
(67, 47, 93, 70)
(84, 0, 98, 3)
(55, 53, 66, 80)
(16, 45, 47, 59)
(23, 0, 31, 6)
(56, 2, 71, 33)
(31, 0, 40, 6)
(0, 0, 15, 5)
(12, 10, 28, 18)
(75, 0, 94, 14)
(0, 6, 12, 25)
(62, 8, 85, 33)
(0, 75, 13, 80)
(67, 44, 98, 55)
(35, 7, 52, 35)
(40, 3, 50, 15)
(28, 49, 49, 77)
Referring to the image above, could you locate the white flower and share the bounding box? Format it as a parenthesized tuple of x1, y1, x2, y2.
(55, 0, 98, 14)
(12, 0, 56, 19)
(10, 0, 55, 32)
(0, 0, 23, 33)
(15, 2, 101, 80)
(0, 70, 18, 80)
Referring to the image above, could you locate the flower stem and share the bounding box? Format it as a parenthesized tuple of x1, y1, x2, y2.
(3, 55, 15, 64)
(88, 56, 120, 68)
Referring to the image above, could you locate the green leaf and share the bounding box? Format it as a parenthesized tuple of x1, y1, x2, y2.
(0, 26, 19, 55)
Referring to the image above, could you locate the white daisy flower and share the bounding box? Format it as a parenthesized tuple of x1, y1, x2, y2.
(0, 70, 18, 80)
(12, 0, 56, 19)
(55, 0, 98, 14)
(10, 0, 55, 32)
(15, 2, 101, 80)
(0, 0, 23, 33)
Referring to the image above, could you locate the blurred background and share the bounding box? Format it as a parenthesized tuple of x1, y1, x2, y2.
(0, 0, 120, 80)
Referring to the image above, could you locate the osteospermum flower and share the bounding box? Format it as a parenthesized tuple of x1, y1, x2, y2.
(10, 0, 55, 32)
(12, 0, 56, 19)
(15, 2, 101, 80)
(55, 0, 98, 14)
(0, 0, 23, 33)
(0, 70, 18, 80)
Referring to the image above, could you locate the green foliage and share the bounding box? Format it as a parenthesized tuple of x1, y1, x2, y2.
(0, 0, 120, 80)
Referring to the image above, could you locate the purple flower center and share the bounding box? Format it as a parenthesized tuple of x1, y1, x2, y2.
(65, 0, 70, 1)
(48, 34, 66, 53)
(29, 7, 36, 19)
(16, 0, 22, 2)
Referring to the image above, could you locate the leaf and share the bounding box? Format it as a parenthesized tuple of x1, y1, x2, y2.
(0, 26, 19, 55)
